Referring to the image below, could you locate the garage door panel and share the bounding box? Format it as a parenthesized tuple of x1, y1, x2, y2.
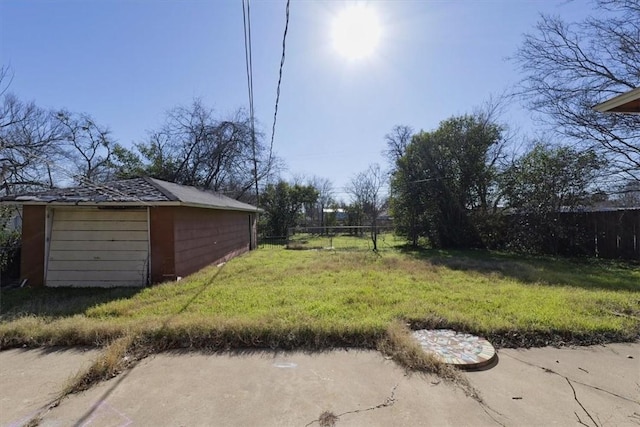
(50, 240, 149, 252)
(47, 280, 144, 288)
(53, 209, 148, 222)
(51, 230, 148, 241)
(47, 270, 146, 282)
(53, 220, 148, 232)
(48, 260, 148, 271)
(48, 250, 149, 261)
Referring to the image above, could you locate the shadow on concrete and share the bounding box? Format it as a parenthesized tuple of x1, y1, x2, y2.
(71, 265, 225, 426)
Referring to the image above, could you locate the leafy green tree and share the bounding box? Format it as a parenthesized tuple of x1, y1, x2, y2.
(260, 181, 318, 237)
(391, 114, 504, 248)
(0, 206, 20, 276)
(501, 144, 604, 254)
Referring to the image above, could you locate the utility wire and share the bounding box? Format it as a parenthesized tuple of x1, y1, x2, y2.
(242, 0, 260, 204)
(268, 0, 291, 166)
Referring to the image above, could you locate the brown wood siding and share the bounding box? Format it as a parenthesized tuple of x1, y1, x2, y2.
(20, 205, 45, 287)
(173, 207, 250, 277)
(149, 207, 176, 283)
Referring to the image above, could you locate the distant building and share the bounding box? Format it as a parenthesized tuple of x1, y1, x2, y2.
(323, 208, 347, 223)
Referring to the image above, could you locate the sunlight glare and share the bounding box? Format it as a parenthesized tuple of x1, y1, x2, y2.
(331, 4, 382, 60)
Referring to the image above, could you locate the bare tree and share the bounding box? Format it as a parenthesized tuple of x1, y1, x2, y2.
(347, 163, 387, 251)
(308, 176, 334, 230)
(383, 125, 413, 167)
(0, 65, 13, 98)
(1, 65, 120, 193)
(0, 94, 64, 195)
(117, 99, 279, 202)
(513, 0, 640, 183)
(55, 110, 114, 184)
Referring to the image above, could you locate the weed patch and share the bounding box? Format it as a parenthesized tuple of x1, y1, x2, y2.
(61, 335, 137, 395)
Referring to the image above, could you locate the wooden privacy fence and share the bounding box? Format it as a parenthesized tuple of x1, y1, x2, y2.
(559, 208, 639, 260)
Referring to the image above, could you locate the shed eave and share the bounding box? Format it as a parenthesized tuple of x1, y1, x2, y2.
(180, 201, 263, 213)
(0, 199, 262, 212)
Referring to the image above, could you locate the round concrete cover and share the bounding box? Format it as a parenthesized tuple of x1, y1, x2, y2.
(412, 329, 496, 369)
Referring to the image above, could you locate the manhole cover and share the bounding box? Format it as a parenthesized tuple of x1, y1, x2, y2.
(412, 329, 496, 370)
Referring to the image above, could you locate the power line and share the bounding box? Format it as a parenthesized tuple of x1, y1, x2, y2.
(242, 0, 259, 203)
(268, 0, 291, 166)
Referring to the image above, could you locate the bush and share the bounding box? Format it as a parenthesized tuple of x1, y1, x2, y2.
(0, 229, 20, 280)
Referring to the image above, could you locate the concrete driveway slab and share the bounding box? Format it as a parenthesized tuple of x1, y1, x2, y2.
(38, 350, 494, 427)
(466, 343, 640, 426)
(3, 344, 638, 426)
(0, 347, 99, 427)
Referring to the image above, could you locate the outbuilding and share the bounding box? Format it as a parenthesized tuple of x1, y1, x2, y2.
(0, 177, 260, 287)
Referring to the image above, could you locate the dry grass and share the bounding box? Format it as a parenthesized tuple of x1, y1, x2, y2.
(377, 321, 475, 394)
(60, 335, 136, 395)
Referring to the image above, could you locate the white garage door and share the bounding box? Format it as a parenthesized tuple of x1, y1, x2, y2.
(46, 208, 149, 287)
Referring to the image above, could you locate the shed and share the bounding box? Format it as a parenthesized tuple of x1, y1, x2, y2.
(0, 177, 260, 287)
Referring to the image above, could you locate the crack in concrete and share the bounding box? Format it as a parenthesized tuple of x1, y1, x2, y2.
(566, 377, 599, 427)
(575, 411, 591, 427)
(304, 383, 398, 426)
(477, 401, 508, 427)
(501, 352, 638, 404)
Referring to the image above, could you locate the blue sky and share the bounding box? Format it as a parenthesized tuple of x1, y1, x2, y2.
(0, 0, 588, 201)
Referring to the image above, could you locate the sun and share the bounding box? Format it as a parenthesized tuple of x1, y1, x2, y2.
(331, 4, 382, 60)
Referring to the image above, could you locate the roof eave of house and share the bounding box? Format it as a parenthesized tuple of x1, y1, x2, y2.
(593, 87, 640, 113)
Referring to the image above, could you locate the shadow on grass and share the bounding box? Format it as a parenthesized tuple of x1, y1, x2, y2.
(0, 287, 142, 319)
(399, 245, 640, 292)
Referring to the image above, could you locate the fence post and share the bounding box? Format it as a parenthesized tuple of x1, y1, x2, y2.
(594, 220, 599, 258)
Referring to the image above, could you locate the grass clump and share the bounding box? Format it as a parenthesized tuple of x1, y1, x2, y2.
(61, 335, 136, 395)
(377, 321, 469, 389)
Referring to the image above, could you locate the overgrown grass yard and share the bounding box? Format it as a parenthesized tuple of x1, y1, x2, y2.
(1, 243, 638, 351)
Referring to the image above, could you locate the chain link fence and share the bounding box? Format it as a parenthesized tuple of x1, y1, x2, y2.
(259, 226, 403, 251)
